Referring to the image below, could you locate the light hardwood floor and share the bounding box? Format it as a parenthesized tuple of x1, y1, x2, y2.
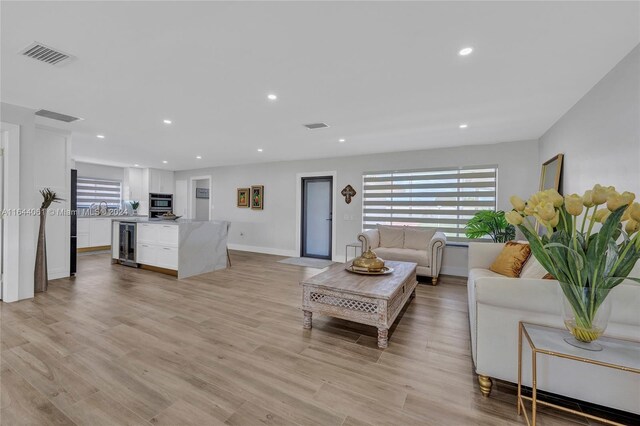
(0, 251, 609, 425)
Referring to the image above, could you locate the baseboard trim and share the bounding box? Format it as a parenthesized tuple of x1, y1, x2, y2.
(228, 244, 298, 258)
(229, 243, 345, 262)
(78, 245, 110, 253)
(49, 270, 70, 280)
(139, 264, 178, 277)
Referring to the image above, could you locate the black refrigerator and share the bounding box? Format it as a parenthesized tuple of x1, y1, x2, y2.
(70, 169, 77, 275)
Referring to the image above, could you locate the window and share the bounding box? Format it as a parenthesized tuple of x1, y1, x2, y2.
(77, 177, 122, 209)
(362, 166, 498, 243)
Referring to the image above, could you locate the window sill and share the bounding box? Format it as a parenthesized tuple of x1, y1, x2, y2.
(446, 242, 469, 248)
(446, 240, 495, 248)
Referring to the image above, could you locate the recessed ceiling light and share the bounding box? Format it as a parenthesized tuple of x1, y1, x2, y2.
(96, 134, 105, 139)
(267, 94, 277, 101)
(257, 148, 263, 152)
(459, 123, 468, 129)
(196, 155, 202, 159)
(134, 164, 140, 167)
(458, 47, 473, 56)
(163, 119, 172, 124)
(338, 138, 346, 143)
(162, 160, 168, 164)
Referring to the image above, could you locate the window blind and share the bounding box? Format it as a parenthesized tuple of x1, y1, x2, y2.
(362, 166, 498, 243)
(77, 177, 122, 209)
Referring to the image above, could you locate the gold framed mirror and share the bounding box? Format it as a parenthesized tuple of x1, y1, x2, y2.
(540, 154, 564, 194)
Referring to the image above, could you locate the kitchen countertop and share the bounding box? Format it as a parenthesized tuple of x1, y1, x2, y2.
(111, 217, 215, 225)
(78, 214, 147, 219)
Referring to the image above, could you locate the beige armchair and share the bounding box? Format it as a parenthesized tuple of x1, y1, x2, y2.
(357, 225, 446, 284)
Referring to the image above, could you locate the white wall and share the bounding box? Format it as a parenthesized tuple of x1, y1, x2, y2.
(175, 179, 188, 218)
(35, 127, 71, 281)
(2, 102, 37, 300)
(539, 44, 640, 195)
(1, 102, 72, 300)
(175, 139, 539, 276)
(1, 121, 20, 302)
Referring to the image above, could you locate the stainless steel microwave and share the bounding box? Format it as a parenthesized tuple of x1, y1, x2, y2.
(149, 193, 173, 209)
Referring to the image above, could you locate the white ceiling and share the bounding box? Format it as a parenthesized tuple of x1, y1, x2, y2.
(1, 1, 639, 171)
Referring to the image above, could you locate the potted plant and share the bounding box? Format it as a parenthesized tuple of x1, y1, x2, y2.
(465, 210, 516, 242)
(506, 185, 640, 350)
(130, 200, 140, 215)
(34, 188, 63, 293)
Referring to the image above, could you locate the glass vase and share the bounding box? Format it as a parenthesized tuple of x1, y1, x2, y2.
(559, 283, 612, 351)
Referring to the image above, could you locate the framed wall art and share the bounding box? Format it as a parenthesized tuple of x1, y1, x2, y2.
(251, 185, 264, 210)
(540, 154, 564, 194)
(237, 187, 249, 208)
(196, 188, 209, 199)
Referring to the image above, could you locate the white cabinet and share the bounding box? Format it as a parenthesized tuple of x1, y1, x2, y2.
(77, 234, 90, 249)
(137, 223, 178, 246)
(156, 246, 178, 269)
(89, 218, 112, 247)
(130, 168, 144, 200)
(157, 225, 179, 247)
(135, 245, 178, 269)
(137, 223, 156, 244)
(148, 171, 160, 194)
(127, 168, 174, 217)
(123, 167, 146, 215)
(124, 168, 144, 201)
(137, 243, 155, 265)
(135, 222, 179, 270)
(77, 219, 90, 249)
(78, 218, 90, 233)
(78, 218, 111, 249)
(148, 169, 174, 195)
(112, 222, 120, 259)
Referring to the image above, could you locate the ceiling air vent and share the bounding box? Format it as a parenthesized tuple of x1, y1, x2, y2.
(20, 42, 75, 66)
(35, 109, 82, 123)
(303, 122, 329, 130)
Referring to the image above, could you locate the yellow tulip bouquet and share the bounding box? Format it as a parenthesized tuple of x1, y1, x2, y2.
(506, 185, 640, 346)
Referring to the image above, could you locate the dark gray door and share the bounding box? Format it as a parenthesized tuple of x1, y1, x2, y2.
(301, 177, 332, 259)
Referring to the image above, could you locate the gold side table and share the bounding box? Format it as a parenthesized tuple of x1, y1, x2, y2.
(517, 322, 640, 426)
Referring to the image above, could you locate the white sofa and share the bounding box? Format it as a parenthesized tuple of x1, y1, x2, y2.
(358, 225, 446, 284)
(468, 242, 640, 414)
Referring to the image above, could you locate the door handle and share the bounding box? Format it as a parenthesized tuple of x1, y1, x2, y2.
(123, 230, 129, 257)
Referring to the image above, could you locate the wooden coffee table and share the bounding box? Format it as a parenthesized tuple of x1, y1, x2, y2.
(301, 261, 418, 348)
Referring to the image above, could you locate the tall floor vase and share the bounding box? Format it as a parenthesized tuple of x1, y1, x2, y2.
(34, 208, 48, 293)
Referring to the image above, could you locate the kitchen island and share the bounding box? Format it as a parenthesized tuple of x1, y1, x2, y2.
(111, 218, 229, 279)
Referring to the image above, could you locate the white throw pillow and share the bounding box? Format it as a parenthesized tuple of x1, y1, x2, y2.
(404, 227, 435, 250)
(520, 254, 549, 279)
(377, 225, 404, 248)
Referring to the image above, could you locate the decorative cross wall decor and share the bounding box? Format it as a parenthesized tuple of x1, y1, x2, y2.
(341, 185, 357, 204)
